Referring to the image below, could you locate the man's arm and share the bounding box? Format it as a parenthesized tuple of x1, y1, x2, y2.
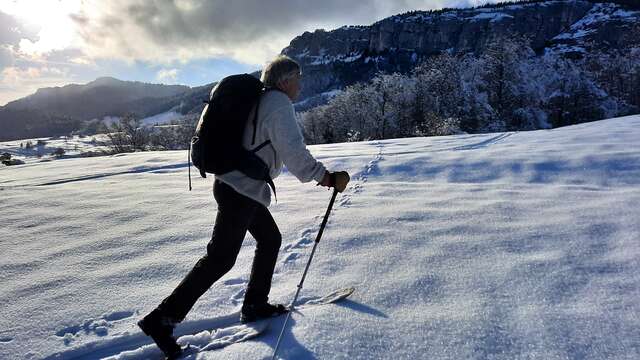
(267, 104, 326, 183)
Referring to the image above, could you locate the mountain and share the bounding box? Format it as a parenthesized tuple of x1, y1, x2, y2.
(5, 77, 189, 119)
(284, 0, 640, 107)
(0, 78, 192, 141)
(1, 0, 638, 141)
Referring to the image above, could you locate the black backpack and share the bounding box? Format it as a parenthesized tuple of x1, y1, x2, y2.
(189, 74, 276, 197)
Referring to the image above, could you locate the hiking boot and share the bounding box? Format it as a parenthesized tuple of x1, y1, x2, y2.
(137, 310, 182, 359)
(240, 302, 288, 323)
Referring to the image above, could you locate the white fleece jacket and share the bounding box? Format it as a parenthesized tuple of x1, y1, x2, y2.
(216, 90, 327, 207)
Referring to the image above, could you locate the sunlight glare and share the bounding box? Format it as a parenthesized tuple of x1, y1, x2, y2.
(0, 0, 82, 54)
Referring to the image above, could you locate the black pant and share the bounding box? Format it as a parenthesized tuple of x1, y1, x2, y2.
(157, 180, 282, 322)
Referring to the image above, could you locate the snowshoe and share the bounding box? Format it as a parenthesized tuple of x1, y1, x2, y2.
(240, 302, 288, 323)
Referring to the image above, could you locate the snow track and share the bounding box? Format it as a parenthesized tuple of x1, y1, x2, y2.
(451, 132, 516, 151)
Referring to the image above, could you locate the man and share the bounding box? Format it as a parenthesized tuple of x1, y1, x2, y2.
(138, 55, 350, 359)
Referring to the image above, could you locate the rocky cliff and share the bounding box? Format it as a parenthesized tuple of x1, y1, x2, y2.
(283, 0, 640, 106)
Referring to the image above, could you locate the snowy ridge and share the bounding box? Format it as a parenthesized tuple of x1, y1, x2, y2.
(308, 51, 364, 66)
(1, 115, 640, 359)
(552, 2, 640, 42)
(468, 12, 514, 22)
(386, 0, 562, 24)
(285, 0, 639, 107)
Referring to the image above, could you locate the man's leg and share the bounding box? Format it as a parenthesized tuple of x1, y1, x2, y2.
(243, 205, 282, 306)
(156, 181, 259, 322)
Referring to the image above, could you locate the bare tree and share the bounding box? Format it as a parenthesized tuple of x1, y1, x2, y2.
(106, 114, 150, 153)
(149, 114, 198, 150)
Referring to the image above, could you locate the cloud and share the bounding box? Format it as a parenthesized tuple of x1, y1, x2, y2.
(1, 65, 67, 83)
(0, 10, 38, 46)
(0, 46, 13, 69)
(0, 0, 501, 105)
(0, 10, 40, 71)
(156, 68, 179, 83)
(0, 64, 72, 105)
(70, 0, 499, 65)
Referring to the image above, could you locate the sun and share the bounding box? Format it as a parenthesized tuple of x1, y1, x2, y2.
(0, 0, 83, 55)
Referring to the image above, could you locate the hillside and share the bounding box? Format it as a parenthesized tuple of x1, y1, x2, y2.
(1, 115, 639, 359)
(0, 78, 192, 142)
(5, 77, 189, 119)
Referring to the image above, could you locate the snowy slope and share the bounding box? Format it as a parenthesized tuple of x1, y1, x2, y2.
(1, 115, 639, 359)
(0, 135, 111, 164)
(139, 112, 183, 127)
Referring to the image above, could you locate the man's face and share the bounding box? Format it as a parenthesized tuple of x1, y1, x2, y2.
(279, 72, 302, 101)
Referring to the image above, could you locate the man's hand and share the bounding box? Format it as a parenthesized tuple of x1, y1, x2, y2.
(318, 171, 350, 193)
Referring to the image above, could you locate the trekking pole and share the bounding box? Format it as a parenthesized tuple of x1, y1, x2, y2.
(272, 188, 339, 360)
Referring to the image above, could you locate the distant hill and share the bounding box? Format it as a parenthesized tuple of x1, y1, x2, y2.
(0, 77, 195, 141)
(5, 77, 189, 119)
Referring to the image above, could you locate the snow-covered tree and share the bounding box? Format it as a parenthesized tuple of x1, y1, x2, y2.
(299, 33, 637, 144)
(106, 114, 150, 153)
(413, 53, 465, 135)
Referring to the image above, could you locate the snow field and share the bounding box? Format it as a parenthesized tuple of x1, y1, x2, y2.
(1, 115, 639, 359)
(0, 135, 111, 164)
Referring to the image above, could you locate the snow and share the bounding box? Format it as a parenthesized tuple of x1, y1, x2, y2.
(395, 1, 573, 24)
(308, 52, 362, 65)
(100, 116, 121, 127)
(571, 2, 639, 29)
(140, 111, 182, 127)
(469, 12, 514, 23)
(552, 29, 595, 40)
(320, 89, 342, 98)
(546, 44, 586, 55)
(0, 135, 111, 164)
(2, 115, 640, 359)
(550, 2, 639, 43)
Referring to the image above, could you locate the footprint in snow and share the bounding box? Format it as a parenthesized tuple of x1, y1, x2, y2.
(54, 310, 135, 344)
(290, 236, 313, 249)
(301, 228, 314, 237)
(283, 252, 301, 264)
(222, 278, 246, 286)
(102, 310, 135, 322)
(230, 288, 246, 305)
(283, 231, 314, 252)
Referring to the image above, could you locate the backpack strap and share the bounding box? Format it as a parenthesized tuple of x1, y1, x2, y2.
(251, 140, 271, 153)
(251, 92, 263, 145)
(250, 139, 276, 202)
(188, 141, 192, 191)
(251, 88, 285, 145)
(267, 178, 277, 203)
(250, 87, 286, 202)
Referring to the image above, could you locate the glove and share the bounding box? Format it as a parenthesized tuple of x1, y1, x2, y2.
(318, 171, 350, 193)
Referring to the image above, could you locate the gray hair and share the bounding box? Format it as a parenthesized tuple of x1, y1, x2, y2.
(261, 55, 301, 88)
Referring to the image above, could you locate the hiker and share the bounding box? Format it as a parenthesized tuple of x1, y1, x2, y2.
(138, 55, 350, 358)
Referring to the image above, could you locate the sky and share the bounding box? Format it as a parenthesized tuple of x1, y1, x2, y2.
(0, 0, 499, 106)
